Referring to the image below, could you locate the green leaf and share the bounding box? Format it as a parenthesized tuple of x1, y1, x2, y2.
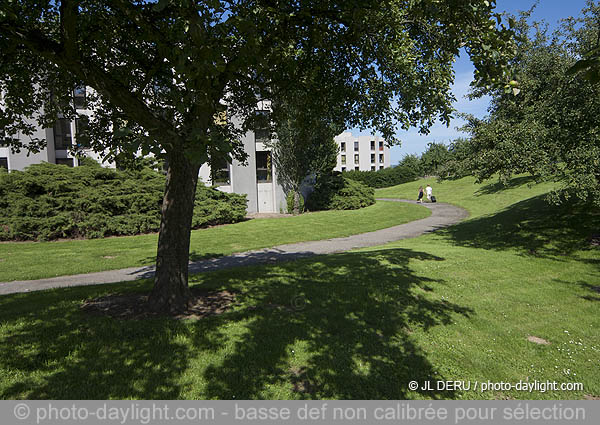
(153, 0, 170, 13)
(566, 59, 593, 75)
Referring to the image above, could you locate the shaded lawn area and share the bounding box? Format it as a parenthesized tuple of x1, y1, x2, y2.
(0, 201, 428, 282)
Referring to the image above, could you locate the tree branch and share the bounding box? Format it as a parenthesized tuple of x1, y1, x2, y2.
(0, 20, 180, 150)
(59, 0, 78, 61)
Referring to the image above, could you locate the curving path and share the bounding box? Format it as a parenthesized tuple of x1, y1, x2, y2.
(0, 200, 468, 295)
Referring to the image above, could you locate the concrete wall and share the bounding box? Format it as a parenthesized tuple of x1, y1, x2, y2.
(200, 103, 287, 214)
(2, 117, 53, 171)
(232, 129, 259, 213)
(202, 130, 287, 214)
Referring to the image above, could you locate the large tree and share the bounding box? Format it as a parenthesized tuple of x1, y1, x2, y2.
(459, 2, 600, 205)
(0, 0, 514, 313)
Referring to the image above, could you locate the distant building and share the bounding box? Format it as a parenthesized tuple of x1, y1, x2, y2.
(333, 132, 391, 172)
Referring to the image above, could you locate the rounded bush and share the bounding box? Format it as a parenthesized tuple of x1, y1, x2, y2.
(306, 173, 375, 211)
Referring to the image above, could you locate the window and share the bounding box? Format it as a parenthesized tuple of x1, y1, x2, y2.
(256, 151, 272, 182)
(75, 116, 91, 148)
(379, 153, 384, 163)
(53, 118, 72, 150)
(254, 110, 270, 143)
(56, 158, 74, 167)
(370, 140, 375, 150)
(341, 167, 346, 172)
(340, 142, 346, 152)
(379, 165, 384, 170)
(354, 166, 359, 171)
(74, 86, 86, 109)
(0, 157, 8, 170)
(371, 166, 375, 171)
(379, 141, 384, 151)
(211, 157, 230, 186)
(354, 154, 359, 164)
(341, 154, 346, 165)
(370, 153, 375, 163)
(354, 141, 359, 151)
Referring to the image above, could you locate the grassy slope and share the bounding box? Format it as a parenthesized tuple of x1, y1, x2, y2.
(0, 176, 598, 399)
(0, 201, 428, 282)
(377, 175, 556, 218)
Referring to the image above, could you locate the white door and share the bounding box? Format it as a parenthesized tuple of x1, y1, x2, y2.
(257, 182, 274, 213)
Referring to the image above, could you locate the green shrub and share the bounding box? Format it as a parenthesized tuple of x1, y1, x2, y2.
(286, 191, 305, 214)
(343, 165, 419, 188)
(306, 173, 375, 211)
(0, 161, 247, 241)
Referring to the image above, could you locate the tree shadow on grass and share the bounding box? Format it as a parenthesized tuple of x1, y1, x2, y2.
(577, 281, 600, 302)
(0, 248, 473, 399)
(197, 248, 473, 399)
(440, 194, 600, 259)
(0, 281, 226, 399)
(475, 176, 538, 195)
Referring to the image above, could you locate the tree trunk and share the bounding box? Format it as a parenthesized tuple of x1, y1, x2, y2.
(293, 190, 301, 215)
(147, 149, 200, 314)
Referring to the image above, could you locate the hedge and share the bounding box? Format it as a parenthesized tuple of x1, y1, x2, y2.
(343, 165, 419, 188)
(0, 160, 247, 241)
(306, 173, 375, 211)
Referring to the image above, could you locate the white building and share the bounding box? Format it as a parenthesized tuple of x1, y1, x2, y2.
(334, 132, 391, 172)
(198, 102, 287, 214)
(0, 87, 100, 171)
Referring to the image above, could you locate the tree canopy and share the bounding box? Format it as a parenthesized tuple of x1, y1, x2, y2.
(0, 0, 516, 313)
(459, 2, 600, 205)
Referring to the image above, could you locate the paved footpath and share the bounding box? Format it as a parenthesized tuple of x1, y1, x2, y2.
(0, 199, 468, 295)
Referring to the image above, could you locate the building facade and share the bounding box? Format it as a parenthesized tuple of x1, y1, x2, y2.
(2, 93, 387, 214)
(198, 103, 287, 214)
(0, 87, 97, 172)
(333, 132, 391, 172)
(0, 117, 83, 171)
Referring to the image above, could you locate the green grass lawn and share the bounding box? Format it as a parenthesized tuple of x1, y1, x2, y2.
(0, 176, 598, 399)
(0, 201, 428, 282)
(376, 175, 557, 218)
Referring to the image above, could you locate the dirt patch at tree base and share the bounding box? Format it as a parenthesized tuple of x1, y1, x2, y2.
(81, 288, 236, 320)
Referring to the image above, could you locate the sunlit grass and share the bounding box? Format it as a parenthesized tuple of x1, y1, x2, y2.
(0, 201, 428, 282)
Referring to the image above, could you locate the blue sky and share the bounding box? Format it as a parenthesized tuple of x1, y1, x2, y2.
(351, 0, 592, 164)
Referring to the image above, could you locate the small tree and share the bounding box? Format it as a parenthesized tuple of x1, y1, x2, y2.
(421, 142, 451, 177)
(269, 96, 341, 214)
(398, 154, 424, 178)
